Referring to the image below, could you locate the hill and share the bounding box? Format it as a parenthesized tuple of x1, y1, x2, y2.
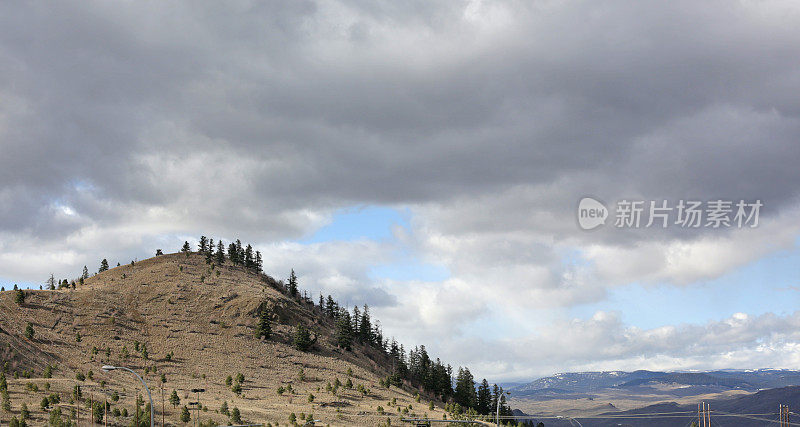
(0, 251, 443, 426)
(569, 385, 800, 427)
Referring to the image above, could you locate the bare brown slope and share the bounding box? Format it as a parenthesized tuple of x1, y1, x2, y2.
(0, 252, 439, 426)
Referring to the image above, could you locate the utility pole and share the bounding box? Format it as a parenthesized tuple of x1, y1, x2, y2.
(698, 402, 711, 427)
(191, 388, 205, 427)
(76, 384, 80, 427)
(161, 384, 165, 427)
(780, 404, 789, 427)
(698, 403, 702, 427)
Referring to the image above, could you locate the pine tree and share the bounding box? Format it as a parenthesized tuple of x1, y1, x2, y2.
(255, 251, 263, 272)
(230, 407, 242, 424)
(24, 323, 34, 340)
(352, 306, 360, 335)
(47, 274, 56, 290)
(477, 379, 492, 415)
(244, 244, 254, 269)
(335, 310, 354, 350)
(169, 390, 180, 408)
(155, 249, 163, 256)
(227, 242, 238, 264)
(235, 239, 243, 259)
(287, 270, 298, 296)
(181, 241, 191, 255)
(14, 289, 24, 305)
(359, 305, 372, 343)
(325, 295, 337, 317)
(198, 236, 208, 254)
(2, 389, 11, 412)
(99, 259, 109, 273)
(255, 306, 271, 339)
(82, 265, 89, 280)
(293, 325, 316, 352)
(216, 241, 226, 264)
(180, 405, 191, 423)
(454, 367, 477, 411)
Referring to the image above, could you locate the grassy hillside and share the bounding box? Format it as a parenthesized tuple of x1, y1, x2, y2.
(0, 252, 440, 426)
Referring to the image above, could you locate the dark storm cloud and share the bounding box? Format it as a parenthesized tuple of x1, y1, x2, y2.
(3, 0, 800, 378)
(1, 0, 799, 272)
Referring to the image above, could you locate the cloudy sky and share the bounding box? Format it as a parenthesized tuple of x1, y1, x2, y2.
(2, 0, 800, 382)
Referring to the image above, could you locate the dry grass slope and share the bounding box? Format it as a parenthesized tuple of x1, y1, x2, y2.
(0, 252, 441, 426)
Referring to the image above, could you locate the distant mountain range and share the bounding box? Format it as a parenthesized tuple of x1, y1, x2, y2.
(512, 386, 800, 426)
(509, 369, 800, 399)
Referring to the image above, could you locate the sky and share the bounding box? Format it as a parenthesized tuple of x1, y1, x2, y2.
(2, 0, 800, 383)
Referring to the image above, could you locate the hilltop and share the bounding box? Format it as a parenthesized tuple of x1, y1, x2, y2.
(0, 251, 445, 426)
